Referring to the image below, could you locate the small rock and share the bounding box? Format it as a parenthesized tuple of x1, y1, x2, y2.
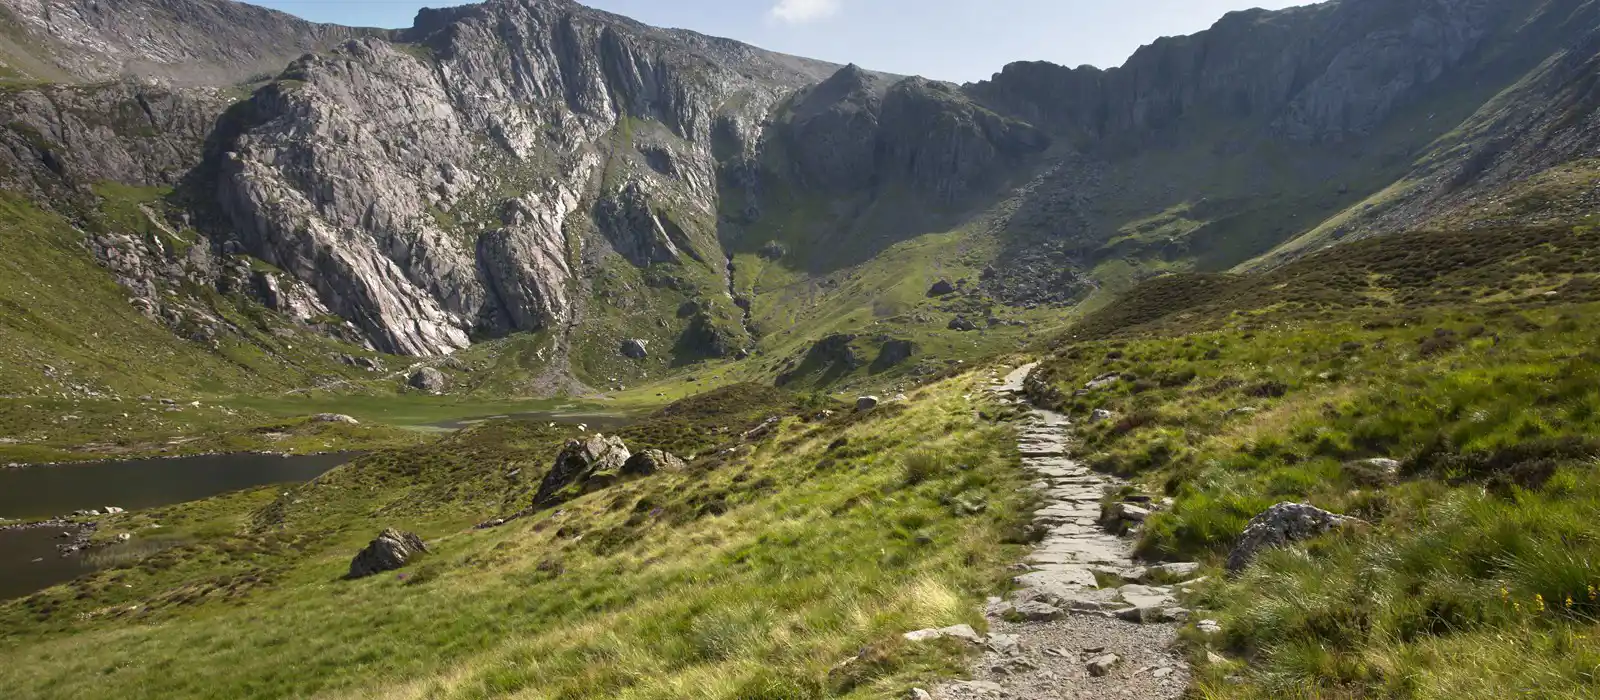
(1114, 503, 1152, 522)
(1089, 409, 1116, 424)
(312, 413, 360, 425)
(948, 680, 1004, 695)
(985, 633, 1022, 655)
(1013, 600, 1063, 621)
(1197, 619, 1223, 635)
(907, 689, 932, 700)
(1086, 653, 1121, 677)
(1153, 667, 1174, 679)
(115, 533, 132, 543)
(1149, 562, 1201, 580)
(937, 624, 982, 643)
(103, 506, 125, 515)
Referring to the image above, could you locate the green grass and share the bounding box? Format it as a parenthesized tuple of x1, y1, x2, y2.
(1029, 223, 1600, 698)
(0, 375, 1032, 699)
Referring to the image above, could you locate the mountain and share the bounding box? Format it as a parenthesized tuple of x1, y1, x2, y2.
(4, 0, 1600, 397)
(0, 0, 367, 84)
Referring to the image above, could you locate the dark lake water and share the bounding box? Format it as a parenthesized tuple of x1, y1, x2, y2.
(0, 452, 352, 600)
(0, 452, 354, 520)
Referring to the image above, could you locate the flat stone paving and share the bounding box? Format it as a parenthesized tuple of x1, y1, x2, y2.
(925, 364, 1190, 700)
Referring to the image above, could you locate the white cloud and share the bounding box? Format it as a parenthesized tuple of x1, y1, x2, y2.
(768, 0, 841, 24)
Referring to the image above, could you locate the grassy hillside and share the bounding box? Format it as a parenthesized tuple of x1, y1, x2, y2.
(0, 379, 1034, 699)
(1027, 223, 1600, 698)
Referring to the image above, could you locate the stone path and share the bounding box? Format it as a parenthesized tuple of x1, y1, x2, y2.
(910, 363, 1196, 700)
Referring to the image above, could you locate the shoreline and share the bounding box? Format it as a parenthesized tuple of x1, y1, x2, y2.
(1, 447, 358, 471)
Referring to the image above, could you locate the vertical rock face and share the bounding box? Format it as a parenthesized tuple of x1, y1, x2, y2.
(780, 66, 1050, 202)
(0, 81, 231, 196)
(210, 0, 832, 356)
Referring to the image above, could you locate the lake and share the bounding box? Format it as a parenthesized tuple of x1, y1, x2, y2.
(0, 452, 353, 600)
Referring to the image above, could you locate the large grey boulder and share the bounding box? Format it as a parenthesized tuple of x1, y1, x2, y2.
(622, 449, 686, 476)
(619, 338, 649, 359)
(348, 528, 428, 580)
(408, 367, 448, 394)
(531, 435, 632, 506)
(1227, 502, 1363, 573)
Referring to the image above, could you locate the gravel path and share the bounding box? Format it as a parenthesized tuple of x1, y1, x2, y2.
(917, 364, 1193, 700)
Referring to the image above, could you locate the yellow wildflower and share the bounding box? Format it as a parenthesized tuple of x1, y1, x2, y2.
(1535, 594, 1547, 613)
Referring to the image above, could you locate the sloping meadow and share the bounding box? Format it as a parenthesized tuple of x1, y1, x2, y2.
(1031, 288, 1600, 697)
(0, 379, 1034, 699)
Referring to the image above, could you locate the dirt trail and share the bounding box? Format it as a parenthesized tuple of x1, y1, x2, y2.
(921, 363, 1195, 700)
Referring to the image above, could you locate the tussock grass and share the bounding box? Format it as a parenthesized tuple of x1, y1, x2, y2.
(1035, 275, 1600, 697)
(0, 375, 1030, 699)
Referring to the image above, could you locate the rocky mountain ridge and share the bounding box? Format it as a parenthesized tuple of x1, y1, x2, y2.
(4, 0, 1600, 393)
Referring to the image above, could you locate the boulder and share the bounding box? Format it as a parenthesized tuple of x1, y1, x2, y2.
(347, 528, 428, 579)
(103, 506, 125, 515)
(1227, 502, 1363, 573)
(1012, 600, 1063, 621)
(621, 449, 686, 476)
(1086, 653, 1121, 677)
(856, 396, 880, 411)
(927, 279, 956, 296)
(312, 413, 360, 424)
(870, 339, 917, 372)
(531, 435, 632, 506)
(948, 316, 979, 332)
(903, 624, 981, 643)
(619, 338, 649, 359)
(1112, 502, 1151, 522)
(1342, 457, 1402, 487)
(408, 367, 448, 394)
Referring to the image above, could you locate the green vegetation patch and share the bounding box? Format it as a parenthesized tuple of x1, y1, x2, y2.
(0, 375, 1034, 699)
(1033, 248, 1600, 697)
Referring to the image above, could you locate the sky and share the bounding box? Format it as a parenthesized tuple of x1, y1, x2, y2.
(253, 0, 1308, 83)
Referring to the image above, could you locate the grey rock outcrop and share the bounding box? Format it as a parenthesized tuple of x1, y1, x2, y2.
(312, 413, 360, 424)
(1227, 502, 1363, 573)
(621, 449, 686, 476)
(347, 528, 427, 579)
(208, 0, 833, 357)
(870, 338, 916, 372)
(0, 0, 366, 85)
(531, 434, 632, 506)
(619, 339, 649, 359)
(408, 367, 448, 394)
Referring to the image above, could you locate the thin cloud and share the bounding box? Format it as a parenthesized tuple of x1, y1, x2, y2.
(769, 0, 842, 24)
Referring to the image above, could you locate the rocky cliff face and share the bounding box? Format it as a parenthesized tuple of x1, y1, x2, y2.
(0, 80, 229, 197)
(969, 0, 1521, 145)
(208, 0, 837, 356)
(0, 0, 366, 85)
(6, 0, 1600, 375)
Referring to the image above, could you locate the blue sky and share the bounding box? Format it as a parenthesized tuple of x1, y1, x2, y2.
(254, 0, 1306, 83)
